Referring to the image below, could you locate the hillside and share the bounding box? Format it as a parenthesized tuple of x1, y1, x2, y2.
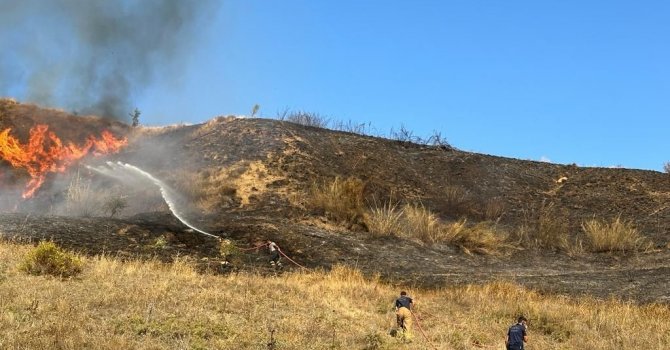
(1, 100, 670, 303)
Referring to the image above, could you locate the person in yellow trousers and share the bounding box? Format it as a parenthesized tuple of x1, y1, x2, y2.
(394, 291, 414, 340)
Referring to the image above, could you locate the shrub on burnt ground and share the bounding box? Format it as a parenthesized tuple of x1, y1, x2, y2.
(482, 197, 506, 221)
(365, 200, 404, 237)
(278, 110, 330, 128)
(308, 176, 367, 227)
(102, 195, 128, 218)
(20, 241, 83, 278)
(582, 216, 652, 253)
(366, 201, 507, 254)
(515, 201, 575, 252)
(441, 185, 479, 219)
(401, 203, 443, 243)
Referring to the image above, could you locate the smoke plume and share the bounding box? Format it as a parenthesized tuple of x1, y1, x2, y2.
(0, 0, 217, 121)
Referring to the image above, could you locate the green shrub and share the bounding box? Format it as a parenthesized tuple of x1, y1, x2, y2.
(219, 239, 242, 265)
(20, 241, 83, 278)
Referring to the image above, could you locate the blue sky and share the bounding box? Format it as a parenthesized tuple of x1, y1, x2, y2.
(4, 1, 670, 171)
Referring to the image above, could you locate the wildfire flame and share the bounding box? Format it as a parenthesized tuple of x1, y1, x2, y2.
(0, 124, 127, 198)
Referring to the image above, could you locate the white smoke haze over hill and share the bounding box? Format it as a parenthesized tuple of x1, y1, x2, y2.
(87, 161, 218, 238)
(0, 0, 218, 121)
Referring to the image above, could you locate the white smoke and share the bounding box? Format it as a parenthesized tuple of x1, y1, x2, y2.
(87, 161, 219, 239)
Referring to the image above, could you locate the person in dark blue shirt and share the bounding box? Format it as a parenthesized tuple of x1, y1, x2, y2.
(506, 316, 528, 350)
(394, 291, 414, 339)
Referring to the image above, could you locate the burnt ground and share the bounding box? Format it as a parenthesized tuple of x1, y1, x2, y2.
(2, 210, 669, 304)
(1, 101, 670, 304)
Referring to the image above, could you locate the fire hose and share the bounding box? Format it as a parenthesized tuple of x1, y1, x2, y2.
(410, 309, 438, 350)
(235, 242, 307, 269)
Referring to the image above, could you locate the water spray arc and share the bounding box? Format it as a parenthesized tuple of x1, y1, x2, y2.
(87, 161, 219, 239)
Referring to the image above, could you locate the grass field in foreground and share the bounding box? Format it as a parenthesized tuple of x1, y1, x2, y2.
(0, 241, 668, 349)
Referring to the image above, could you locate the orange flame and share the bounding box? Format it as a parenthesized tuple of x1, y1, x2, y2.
(0, 124, 127, 198)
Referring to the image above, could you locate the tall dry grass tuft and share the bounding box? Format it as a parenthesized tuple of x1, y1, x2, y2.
(365, 200, 404, 237)
(483, 197, 506, 220)
(460, 221, 509, 255)
(365, 202, 507, 254)
(442, 185, 475, 218)
(401, 203, 442, 243)
(308, 177, 366, 225)
(582, 216, 651, 253)
(517, 201, 575, 252)
(65, 170, 102, 217)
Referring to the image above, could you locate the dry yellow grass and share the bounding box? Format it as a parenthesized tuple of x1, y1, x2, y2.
(308, 176, 366, 224)
(0, 241, 669, 349)
(517, 201, 574, 252)
(366, 203, 507, 254)
(401, 203, 442, 243)
(582, 216, 652, 253)
(442, 185, 474, 218)
(365, 200, 404, 237)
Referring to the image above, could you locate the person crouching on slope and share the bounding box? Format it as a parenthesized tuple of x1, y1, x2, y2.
(395, 291, 414, 339)
(267, 240, 282, 268)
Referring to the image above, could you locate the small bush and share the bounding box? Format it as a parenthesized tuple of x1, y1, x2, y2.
(65, 172, 102, 217)
(363, 331, 387, 349)
(331, 120, 374, 135)
(102, 195, 128, 218)
(389, 124, 419, 143)
(219, 239, 243, 265)
(459, 221, 509, 254)
(442, 185, 475, 218)
(308, 177, 366, 225)
(664, 162, 670, 174)
(152, 237, 168, 250)
(424, 130, 451, 148)
(402, 203, 442, 243)
(281, 110, 330, 128)
(365, 202, 506, 254)
(517, 201, 571, 251)
(483, 197, 506, 220)
(365, 201, 404, 237)
(20, 241, 83, 278)
(441, 218, 469, 242)
(443, 219, 507, 254)
(582, 216, 650, 253)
